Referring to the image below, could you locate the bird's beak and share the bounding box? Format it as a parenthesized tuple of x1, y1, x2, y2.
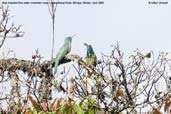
(84, 43, 88, 47)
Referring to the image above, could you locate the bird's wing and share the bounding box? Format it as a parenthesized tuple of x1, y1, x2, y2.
(58, 43, 71, 61)
(54, 43, 71, 75)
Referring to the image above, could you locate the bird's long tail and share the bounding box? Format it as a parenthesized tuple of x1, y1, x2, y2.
(54, 60, 59, 76)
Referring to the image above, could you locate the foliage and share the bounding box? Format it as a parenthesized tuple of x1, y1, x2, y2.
(1, 44, 171, 114)
(12, 95, 97, 114)
(79, 96, 97, 114)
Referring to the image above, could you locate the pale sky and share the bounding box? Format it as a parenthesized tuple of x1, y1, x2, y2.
(0, 0, 171, 60)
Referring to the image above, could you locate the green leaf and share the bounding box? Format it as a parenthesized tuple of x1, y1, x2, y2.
(73, 103, 85, 114)
(88, 109, 97, 114)
(31, 110, 38, 114)
(60, 102, 75, 114)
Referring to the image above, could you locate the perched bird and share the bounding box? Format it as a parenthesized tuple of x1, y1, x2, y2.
(84, 43, 97, 67)
(54, 37, 72, 75)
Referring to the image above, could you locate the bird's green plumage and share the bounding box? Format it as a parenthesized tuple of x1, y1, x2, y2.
(84, 43, 97, 67)
(54, 37, 72, 75)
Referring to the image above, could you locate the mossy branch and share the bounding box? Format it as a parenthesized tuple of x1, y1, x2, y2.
(0, 54, 83, 78)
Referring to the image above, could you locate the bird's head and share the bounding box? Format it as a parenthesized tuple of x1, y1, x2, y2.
(84, 43, 89, 47)
(65, 35, 76, 43)
(65, 37, 72, 43)
(84, 43, 95, 56)
(84, 43, 93, 50)
(89, 45, 93, 49)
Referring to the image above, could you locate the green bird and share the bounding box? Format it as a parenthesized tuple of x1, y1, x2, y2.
(54, 37, 72, 75)
(84, 43, 97, 67)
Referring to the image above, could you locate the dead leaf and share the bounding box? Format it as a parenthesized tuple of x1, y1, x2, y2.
(28, 95, 41, 110)
(115, 89, 123, 98)
(40, 103, 48, 111)
(153, 108, 162, 114)
(67, 86, 73, 98)
(50, 98, 61, 110)
(13, 109, 22, 114)
(21, 105, 29, 111)
(25, 111, 31, 114)
(164, 97, 171, 112)
(114, 85, 124, 99)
